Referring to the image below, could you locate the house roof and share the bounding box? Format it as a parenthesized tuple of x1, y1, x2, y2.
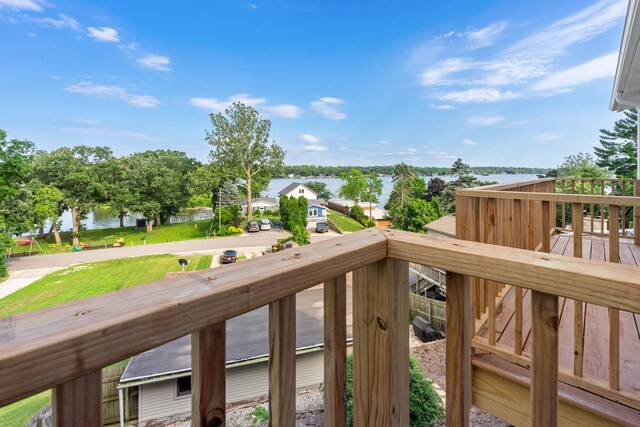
(239, 197, 278, 206)
(610, 0, 640, 111)
(308, 198, 327, 206)
(278, 182, 317, 197)
(422, 215, 456, 238)
(120, 287, 352, 385)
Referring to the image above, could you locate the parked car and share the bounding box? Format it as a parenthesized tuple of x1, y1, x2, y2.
(316, 222, 329, 233)
(248, 221, 260, 232)
(221, 250, 238, 264)
(259, 218, 271, 231)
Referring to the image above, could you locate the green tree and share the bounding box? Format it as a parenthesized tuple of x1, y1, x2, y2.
(103, 156, 136, 227)
(412, 176, 427, 200)
(426, 177, 446, 201)
(206, 102, 285, 221)
(0, 130, 35, 276)
(557, 153, 611, 178)
(338, 168, 367, 204)
(363, 174, 383, 222)
(33, 186, 64, 245)
(387, 163, 415, 210)
(30, 146, 113, 247)
(595, 109, 637, 178)
(390, 198, 439, 233)
(304, 181, 333, 200)
(440, 158, 483, 213)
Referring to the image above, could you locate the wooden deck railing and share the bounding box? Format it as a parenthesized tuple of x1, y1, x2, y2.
(456, 179, 640, 415)
(2, 228, 640, 426)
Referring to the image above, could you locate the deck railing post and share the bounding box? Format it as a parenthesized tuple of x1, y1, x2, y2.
(324, 274, 347, 426)
(192, 322, 226, 427)
(445, 272, 472, 427)
(269, 295, 297, 427)
(531, 290, 559, 427)
(52, 370, 102, 427)
(353, 259, 409, 426)
(634, 182, 640, 246)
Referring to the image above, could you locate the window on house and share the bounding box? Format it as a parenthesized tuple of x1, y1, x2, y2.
(299, 188, 304, 194)
(308, 208, 317, 217)
(176, 376, 191, 397)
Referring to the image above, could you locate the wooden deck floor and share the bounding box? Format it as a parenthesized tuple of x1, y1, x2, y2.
(487, 234, 640, 393)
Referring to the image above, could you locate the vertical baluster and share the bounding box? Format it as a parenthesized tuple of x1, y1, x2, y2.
(353, 259, 409, 426)
(269, 295, 296, 426)
(52, 370, 102, 427)
(192, 322, 226, 427)
(609, 205, 620, 391)
(590, 179, 595, 234)
(446, 272, 472, 427)
(571, 202, 584, 377)
(324, 274, 347, 426)
(542, 201, 551, 253)
(561, 180, 566, 229)
(601, 180, 606, 234)
(531, 291, 559, 427)
(513, 199, 524, 355)
(622, 183, 627, 237)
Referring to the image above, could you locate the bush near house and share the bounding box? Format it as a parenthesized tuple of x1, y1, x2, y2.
(279, 195, 310, 245)
(346, 354, 443, 426)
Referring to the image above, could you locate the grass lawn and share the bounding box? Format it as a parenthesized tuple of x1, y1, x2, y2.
(0, 253, 212, 318)
(328, 210, 365, 232)
(10, 218, 221, 255)
(0, 391, 50, 426)
(0, 253, 212, 423)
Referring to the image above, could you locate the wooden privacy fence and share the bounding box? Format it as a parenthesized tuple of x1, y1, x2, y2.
(1, 228, 640, 426)
(409, 293, 446, 333)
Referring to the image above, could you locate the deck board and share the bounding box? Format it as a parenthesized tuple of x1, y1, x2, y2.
(490, 235, 640, 395)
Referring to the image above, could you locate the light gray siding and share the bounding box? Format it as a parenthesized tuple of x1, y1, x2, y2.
(138, 350, 325, 423)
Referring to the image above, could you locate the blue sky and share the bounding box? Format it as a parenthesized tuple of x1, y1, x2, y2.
(0, 0, 630, 168)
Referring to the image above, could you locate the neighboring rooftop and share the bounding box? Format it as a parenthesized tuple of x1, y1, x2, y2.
(423, 215, 456, 238)
(278, 182, 317, 197)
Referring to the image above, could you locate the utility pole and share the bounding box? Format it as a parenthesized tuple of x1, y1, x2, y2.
(218, 188, 222, 231)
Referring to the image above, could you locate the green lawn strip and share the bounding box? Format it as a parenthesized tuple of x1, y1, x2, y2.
(0, 253, 212, 423)
(327, 210, 365, 232)
(11, 218, 217, 255)
(0, 391, 50, 426)
(0, 253, 212, 318)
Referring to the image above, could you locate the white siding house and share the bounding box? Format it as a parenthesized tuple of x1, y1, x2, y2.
(278, 182, 318, 200)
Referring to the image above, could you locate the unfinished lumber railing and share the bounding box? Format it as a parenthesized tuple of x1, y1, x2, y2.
(2, 228, 640, 426)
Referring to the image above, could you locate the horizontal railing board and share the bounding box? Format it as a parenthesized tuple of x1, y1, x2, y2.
(457, 189, 640, 207)
(0, 229, 387, 407)
(465, 177, 556, 192)
(385, 230, 640, 313)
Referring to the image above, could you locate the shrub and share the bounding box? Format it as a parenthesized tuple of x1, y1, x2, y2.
(290, 224, 310, 245)
(346, 354, 443, 426)
(349, 205, 367, 223)
(227, 226, 243, 234)
(361, 219, 376, 228)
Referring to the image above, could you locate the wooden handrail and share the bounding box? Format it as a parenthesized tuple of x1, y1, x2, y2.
(3, 227, 640, 425)
(457, 189, 640, 206)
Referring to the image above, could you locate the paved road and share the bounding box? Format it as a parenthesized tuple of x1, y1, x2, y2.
(1, 230, 343, 299)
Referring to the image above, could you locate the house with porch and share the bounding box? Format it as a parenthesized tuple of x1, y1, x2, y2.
(239, 197, 278, 216)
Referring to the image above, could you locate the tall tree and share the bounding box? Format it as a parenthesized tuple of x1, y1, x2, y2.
(426, 177, 446, 201)
(30, 146, 112, 247)
(0, 130, 35, 276)
(32, 186, 64, 245)
(557, 153, 611, 179)
(206, 102, 285, 221)
(363, 174, 383, 222)
(390, 198, 439, 233)
(338, 168, 367, 204)
(595, 109, 637, 178)
(440, 158, 483, 213)
(386, 163, 415, 210)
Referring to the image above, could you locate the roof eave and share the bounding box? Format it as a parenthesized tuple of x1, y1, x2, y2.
(610, 0, 640, 111)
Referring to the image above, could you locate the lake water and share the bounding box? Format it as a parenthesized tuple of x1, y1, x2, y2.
(56, 174, 538, 231)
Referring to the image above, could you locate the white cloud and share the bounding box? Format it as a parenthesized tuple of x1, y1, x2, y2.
(50, 75, 63, 80)
(0, 0, 45, 11)
(532, 133, 560, 142)
(190, 94, 266, 112)
(118, 42, 138, 54)
(462, 139, 477, 146)
(466, 21, 508, 49)
(406, 147, 418, 155)
(66, 82, 160, 108)
(430, 104, 455, 110)
(87, 26, 119, 43)
(468, 115, 504, 126)
(436, 88, 518, 103)
(304, 145, 327, 151)
(420, 58, 472, 86)
(247, 3, 258, 8)
(136, 54, 171, 72)
(299, 134, 319, 143)
(263, 104, 302, 118)
(530, 52, 618, 93)
(416, 0, 626, 103)
(56, 126, 162, 141)
(435, 30, 457, 40)
(310, 97, 347, 120)
(33, 13, 80, 31)
(66, 117, 99, 125)
(339, 146, 349, 151)
(379, 140, 392, 145)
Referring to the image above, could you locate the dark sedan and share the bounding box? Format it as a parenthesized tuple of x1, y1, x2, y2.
(221, 250, 238, 264)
